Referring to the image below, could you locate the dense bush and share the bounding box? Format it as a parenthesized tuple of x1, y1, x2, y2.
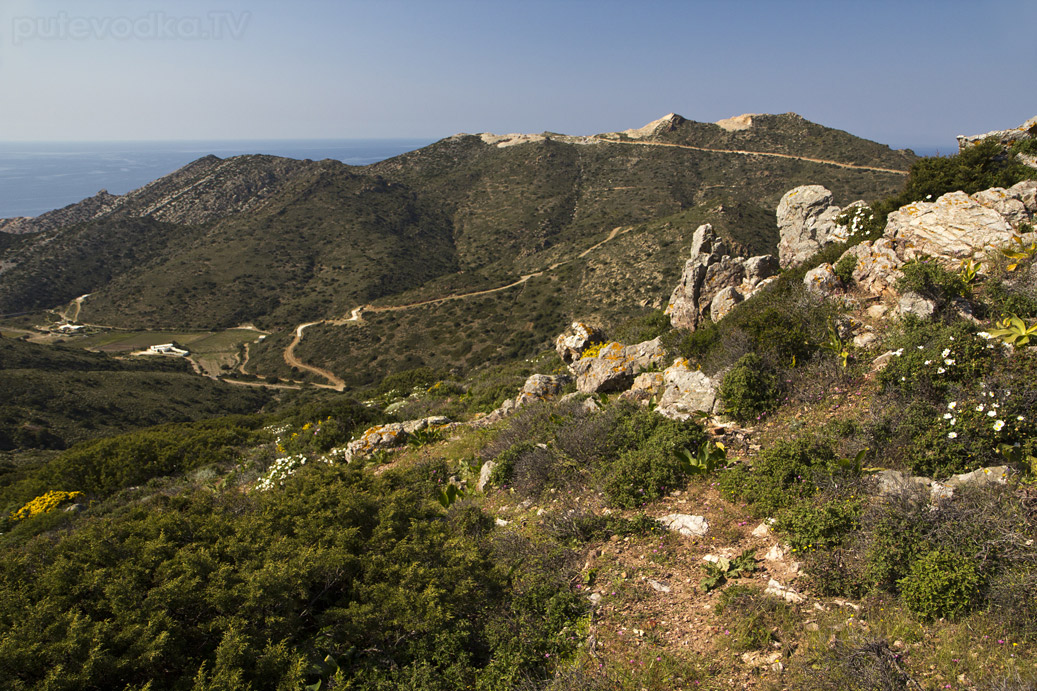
(775, 497, 862, 552)
(719, 353, 781, 422)
(0, 461, 588, 690)
(896, 257, 968, 306)
(718, 437, 846, 515)
(898, 548, 982, 620)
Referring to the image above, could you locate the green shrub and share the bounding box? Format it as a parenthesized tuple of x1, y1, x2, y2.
(897, 257, 968, 304)
(603, 447, 685, 508)
(775, 498, 862, 552)
(717, 437, 843, 515)
(612, 310, 672, 344)
(714, 585, 796, 653)
(898, 549, 982, 620)
(833, 253, 857, 285)
(719, 353, 781, 422)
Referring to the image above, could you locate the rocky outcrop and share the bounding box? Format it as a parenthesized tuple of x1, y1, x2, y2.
(874, 466, 1009, 503)
(571, 338, 668, 394)
(472, 373, 571, 426)
(839, 237, 904, 295)
(776, 186, 853, 268)
(886, 191, 1016, 263)
(555, 322, 606, 365)
(665, 224, 778, 330)
(956, 115, 1037, 150)
(655, 358, 721, 419)
(803, 263, 843, 297)
(344, 416, 451, 462)
(658, 513, 709, 536)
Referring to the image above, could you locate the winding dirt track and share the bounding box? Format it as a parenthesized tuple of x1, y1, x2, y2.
(589, 137, 911, 175)
(285, 225, 634, 388)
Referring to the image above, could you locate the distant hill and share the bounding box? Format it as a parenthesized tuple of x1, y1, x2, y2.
(0, 112, 914, 378)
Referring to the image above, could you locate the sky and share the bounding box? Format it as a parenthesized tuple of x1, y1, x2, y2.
(0, 0, 1034, 152)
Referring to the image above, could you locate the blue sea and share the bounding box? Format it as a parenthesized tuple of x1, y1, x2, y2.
(0, 139, 434, 219)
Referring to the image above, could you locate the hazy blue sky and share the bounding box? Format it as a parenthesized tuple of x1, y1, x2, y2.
(1, 0, 1033, 151)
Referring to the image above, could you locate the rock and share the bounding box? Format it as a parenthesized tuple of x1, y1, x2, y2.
(494, 517, 510, 527)
(658, 513, 709, 537)
(866, 304, 889, 320)
(744, 254, 780, 284)
(885, 191, 1014, 264)
(898, 292, 937, 320)
(666, 224, 778, 329)
(655, 358, 721, 419)
(588, 592, 602, 606)
(710, 286, 743, 322)
(648, 579, 671, 593)
(840, 238, 904, 296)
(477, 461, 497, 492)
(556, 321, 606, 365)
(973, 187, 1031, 227)
(1010, 180, 1037, 215)
(776, 185, 846, 268)
(741, 651, 783, 672)
(516, 373, 570, 406)
(853, 332, 879, 349)
(620, 371, 665, 405)
(763, 544, 786, 562)
(764, 578, 805, 604)
(870, 350, 897, 372)
(572, 338, 667, 394)
(751, 521, 772, 538)
(956, 115, 1037, 150)
(946, 465, 1010, 488)
(803, 263, 844, 296)
(344, 416, 450, 461)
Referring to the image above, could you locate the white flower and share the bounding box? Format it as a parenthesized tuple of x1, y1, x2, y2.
(988, 410, 997, 417)
(917, 345, 925, 350)
(948, 432, 958, 439)
(938, 367, 946, 374)
(948, 402, 957, 410)
(1018, 416, 1026, 421)
(925, 360, 932, 365)
(993, 420, 1005, 432)
(977, 404, 985, 412)
(977, 332, 992, 340)
(945, 359, 955, 366)
(942, 348, 951, 358)
(893, 348, 904, 356)
(943, 413, 953, 419)
(950, 418, 956, 426)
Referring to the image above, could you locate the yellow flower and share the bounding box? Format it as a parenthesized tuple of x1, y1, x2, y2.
(12, 490, 83, 521)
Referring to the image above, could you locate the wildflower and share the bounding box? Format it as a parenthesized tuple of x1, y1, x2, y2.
(950, 418, 956, 425)
(943, 413, 953, 420)
(978, 331, 992, 339)
(993, 420, 1005, 432)
(945, 359, 955, 366)
(948, 432, 958, 439)
(948, 402, 957, 410)
(942, 348, 951, 358)
(938, 367, 946, 374)
(1018, 415, 1026, 421)
(925, 360, 932, 365)
(976, 404, 985, 412)
(988, 410, 997, 417)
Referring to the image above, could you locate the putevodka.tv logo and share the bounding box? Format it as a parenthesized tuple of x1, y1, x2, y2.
(11, 11, 251, 45)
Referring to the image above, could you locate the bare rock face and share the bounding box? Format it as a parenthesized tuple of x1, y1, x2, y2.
(666, 224, 778, 330)
(776, 185, 847, 268)
(972, 187, 1030, 226)
(572, 338, 667, 394)
(838, 237, 904, 296)
(885, 191, 1014, 264)
(898, 292, 937, 320)
(655, 358, 720, 419)
(658, 513, 709, 536)
(473, 373, 571, 426)
(710, 286, 743, 322)
(555, 321, 606, 365)
(803, 263, 843, 297)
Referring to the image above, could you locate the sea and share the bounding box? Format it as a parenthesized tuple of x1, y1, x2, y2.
(0, 139, 434, 219)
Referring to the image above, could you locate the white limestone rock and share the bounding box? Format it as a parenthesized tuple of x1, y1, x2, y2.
(776, 185, 846, 268)
(885, 191, 1014, 264)
(655, 358, 720, 419)
(658, 513, 709, 537)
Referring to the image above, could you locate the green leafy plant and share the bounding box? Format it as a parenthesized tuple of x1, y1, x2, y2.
(988, 314, 1037, 346)
(407, 426, 445, 448)
(898, 549, 982, 620)
(719, 353, 781, 422)
(821, 321, 851, 368)
(304, 654, 341, 691)
(833, 253, 858, 285)
(436, 483, 465, 509)
(958, 257, 981, 285)
(675, 440, 727, 476)
(701, 548, 758, 592)
(1000, 232, 1037, 272)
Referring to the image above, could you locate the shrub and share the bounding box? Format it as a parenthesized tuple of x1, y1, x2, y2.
(775, 498, 862, 552)
(896, 257, 968, 305)
(603, 447, 685, 508)
(833, 253, 857, 285)
(898, 548, 982, 620)
(717, 437, 843, 515)
(612, 310, 672, 345)
(719, 353, 780, 422)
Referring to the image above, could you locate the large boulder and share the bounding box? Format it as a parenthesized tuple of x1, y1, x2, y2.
(655, 358, 721, 419)
(556, 321, 606, 365)
(710, 286, 743, 322)
(776, 185, 848, 268)
(572, 338, 667, 394)
(885, 191, 1015, 264)
(803, 263, 844, 297)
(666, 224, 778, 330)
